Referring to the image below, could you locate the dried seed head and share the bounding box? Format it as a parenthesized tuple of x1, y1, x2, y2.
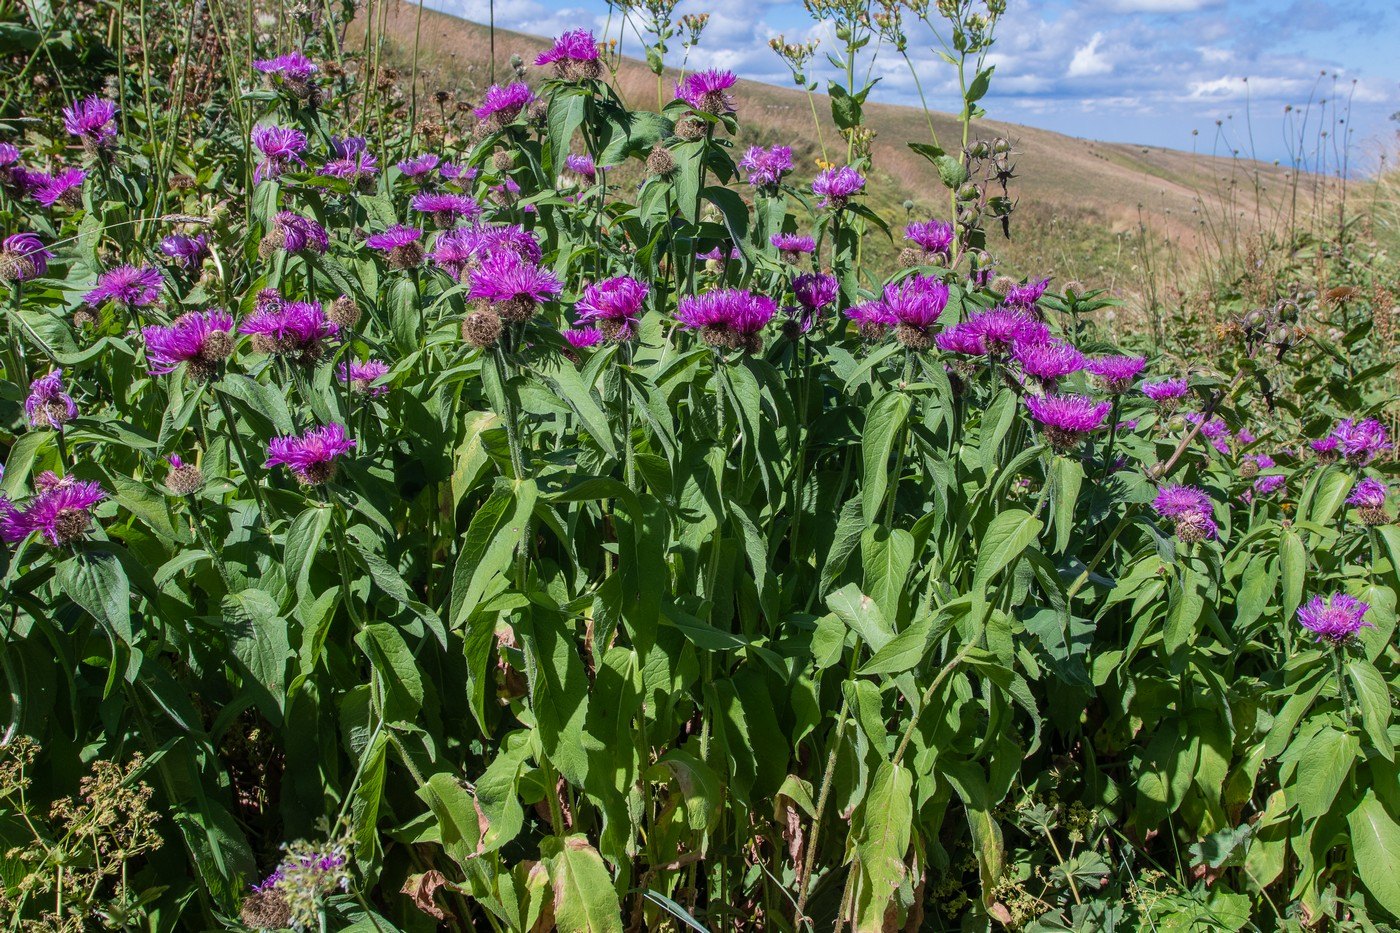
(675, 117, 707, 141)
(240, 890, 293, 930)
(462, 308, 503, 348)
(1239, 459, 1259, 479)
(646, 145, 676, 176)
(328, 294, 362, 330)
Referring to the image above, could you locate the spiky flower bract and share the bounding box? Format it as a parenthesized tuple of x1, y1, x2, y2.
(265, 424, 355, 485)
(1297, 593, 1372, 645)
(1152, 483, 1218, 542)
(771, 233, 815, 263)
(1, 479, 106, 546)
(1004, 277, 1050, 308)
(254, 51, 318, 82)
(792, 273, 838, 312)
(33, 168, 86, 208)
(676, 69, 737, 115)
(880, 274, 949, 349)
(320, 136, 378, 182)
(366, 224, 425, 269)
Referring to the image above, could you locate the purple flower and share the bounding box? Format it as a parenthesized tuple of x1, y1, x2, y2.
(793, 273, 838, 313)
(1025, 394, 1111, 451)
(25, 370, 77, 429)
(320, 136, 378, 182)
(410, 192, 481, 227)
(1085, 355, 1146, 394)
(1253, 474, 1286, 496)
(1, 478, 105, 546)
(564, 328, 603, 349)
(251, 125, 307, 182)
(265, 423, 355, 485)
(812, 166, 865, 209)
(33, 168, 86, 208)
(365, 224, 423, 252)
(1142, 378, 1189, 411)
(239, 299, 338, 362)
(337, 359, 390, 396)
(698, 245, 739, 264)
(1004, 277, 1050, 308)
(254, 51, 318, 82)
(143, 309, 235, 378)
(0, 233, 52, 283)
(536, 29, 602, 79)
(430, 225, 541, 281)
(1187, 413, 1232, 455)
(576, 275, 649, 341)
(676, 69, 737, 115)
(62, 96, 118, 150)
(676, 288, 776, 353)
(771, 233, 815, 260)
(1330, 418, 1390, 466)
(267, 212, 329, 255)
(881, 274, 949, 348)
(84, 265, 163, 309)
(1297, 593, 1372, 644)
(963, 307, 1049, 356)
(1348, 477, 1388, 510)
(904, 220, 954, 256)
(474, 83, 535, 126)
(1015, 339, 1086, 386)
(397, 153, 441, 178)
(1152, 483, 1218, 542)
(440, 162, 476, 183)
(846, 300, 896, 340)
(740, 146, 793, 188)
(564, 152, 597, 182)
(0, 143, 18, 166)
(1235, 428, 1257, 447)
(935, 322, 987, 357)
(467, 253, 563, 321)
(159, 233, 209, 269)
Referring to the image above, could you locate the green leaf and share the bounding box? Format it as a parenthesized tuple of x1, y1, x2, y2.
(60, 550, 133, 644)
(1345, 659, 1395, 760)
(1348, 790, 1400, 916)
(935, 154, 968, 189)
(355, 623, 425, 721)
(973, 509, 1043, 593)
(1049, 457, 1083, 555)
(861, 392, 911, 523)
(1280, 529, 1307, 625)
(826, 584, 894, 653)
(1307, 465, 1352, 528)
(226, 588, 292, 721)
(518, 607, 594, 787)
(647, 750, 722, 832)
(861, 526, 914, 623)
(449, 479, 538, 629)
(547, 91, 587, 176)
(542, 835, 624, 933)
(828, 81, 863, 130)
(540, 360, 620, 460)
(852, 761, 913, 932)
(1289, 727, 1358, 821)
(859, 613, 936, 677)
(1164, 568, 1204, 657)
(965, 65, 995, 103)
(283, 506, 333, 603)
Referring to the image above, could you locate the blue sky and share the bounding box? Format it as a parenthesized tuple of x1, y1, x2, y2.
(426, 0, 1399, 169)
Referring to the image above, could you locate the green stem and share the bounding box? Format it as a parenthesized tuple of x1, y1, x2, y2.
(214, 389, 276, 530)
(794, 696, 848, 923)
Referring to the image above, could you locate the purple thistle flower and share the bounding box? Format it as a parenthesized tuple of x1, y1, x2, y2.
(1004, 277, 1050, 308)
(881, 274, 949, 348)
(564, 327, 604, 349)
(698, 245, 739, 264)
(0, 142, 17, 166)
(1297, 592, 1372, 644)
(474, 83, 535, 126)
(1152, 483, 1219, 542)
(0, 233, 52, 283)
(1187, 413, 1232, 455)
(904, 220, 954, 256)
(935, 322, 987, 357)
(1, 479, 106, 546)
(1142, 378, 1189, 411)
(1235, 428, 1257, 447)
(25, 370, 77, 429)
(1253, 474, 1286, 496)
(143, 309, 235, 378)
(84, 265, 163, 309)
(33, 168, 86, 208)
(397, 153, 441, 178)
(239, 299, 338, 362)
(846, 300, 897, 340)
(1330, 418, 1390, 466)
(676, 288, 777, 353)
(440, 162, 476, 183)
(1025, 394, 1111, 452)
(812, 166, 865, 209)
(320, 136, 378, 182)
(1348, 477, 1388, 510)
(1015, 339, 1086, 386)
(430, 225, 541, 281)
(254, 51, 318, 82)
(267, 212, 329, 255)
(365, 224, 425, 269)
(676, 69, 737, 115)
(536, 29, 602, 80)
(1310, 435, 1341, 462)
(337, 359, 390, 396)
(251, 125, 307, 183)
(576, 275, 649, 341)
(1085, 355, 1146, 394)
(410, 192, 482, 227)
(159, 233, 209, 269)
(963, 307, 1049, 356)
(792, 273, 838, 313)
(265, 423, 355, 485)
(467, 253, 563, 322)
(62, 96, 118, 150)
(564, 152, 597, 182)
(771, 233, 815, 261)
(740, 146, 793, 189)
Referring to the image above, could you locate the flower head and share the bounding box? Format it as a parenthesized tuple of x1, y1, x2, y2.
(1347, 477, 1391, 525)
(84, 265, 163, 309)
(467, 253, 563, 322)
(881, 274, 949, 349)
(793, 273, 838, 313)
(1152, 483, 1218, 542)
(165, 455, 204, 496)
(254, 51, 318, 83)
(1187, 413, 1232, 455)
(396, 153, 441, 178)
(319, 136, 378, 182)
(143, 309, 235, 379)
(1142, 378, 1189, 411)
(771, 233, 815, 263)
(846, 300, 896, 341)
(410, 191, 481, 227)
(1085, 355, 1146, 394)
(536, 29, 602, 79)
(62, 96, 118, 151)
(740, 146, 793, 189)
(1025, 394, 1111, 451)
(266, 424, 355, 485)
(676, 69, 737, 115)
(564, 327, 603, 349)
(25, 370, 77, 429)
(1015, 339, 1085, 386)
(563, 152, 597, 184)
(1329, 418, 1390, 466)
(430, 225, 541, 281)
(1297, 593, 1372, 645)
(251, 125, 307, 182)
(365, 224, 424, 269)
(159, 233, 209, 269)
(963, 307, 1049, 356)
(33, 168, 86, 208)
(0, 233, 52, 283)
(1, 479, 105, 546)
(239, 298, 338, 362)
(935, 322, 988, 358)
(263, 212, 329, 256)
(337, 359, 390, 397)
(576, 275, 649, 341)
(248, 839, 351, 929)
(474, 83, 535, 127)
(676, 288, 776, 353)
(904, 220, 954, 256)
(1004, 277, 1050, 309)
(812, 166, 865, 209)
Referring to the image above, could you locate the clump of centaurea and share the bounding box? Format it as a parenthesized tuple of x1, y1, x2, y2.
(1015, 339, 1085, 389)
(1142, 378, 1189, 413)
(0, 233, 52, 284)
(879, 274, 949, 350)
(251, 125, 307, 183)
(1187, 413, 1232, 455)
(576, 276, 649, 342)
(260, 211, 329, 257)
(535, 28, 603, 80)
(319, 136, 378, 186)
(740, 145, 793, 190)
(159, 232, 209, 270)
(845, 301, 896, 342)
(62, 95, 118, 154)
(467, 252, 563, 324)
(366, 224, 424, 269)
(1152, 483, 1218, 543)
(936, 323, 988, 374)
(84, 264, 163, 311)
(1025, 394, 1111, 452)
(1085, 355, 1146, 394)
(254, 51, 320, 102)
(410, 191, 481, 228)
(245, 838, 352, 929)
(1297, 593, 1372, 645)
(164, 455, 204, 496)
(475, 83, 535, 132)
(25, 369, 77, 429)
(1347, 477, 1391, 526)
(676, 69, 737, 116)
(900, 220, 954, 267)
(337, 359, 390, 397)
(812, 166, 865, 210)
(265, 424, 355, 486)
(784, 273, 838, 339)
(561, 153, 598, 189)
(1, 477, 106, 547)
(676, 288, 776, 355)
(771, 233, 815, 265)
(143, 309, 235, 380)
(239, 295, 338, 364)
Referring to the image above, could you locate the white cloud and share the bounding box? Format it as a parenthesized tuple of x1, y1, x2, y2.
(1067, 32, 1114, 78)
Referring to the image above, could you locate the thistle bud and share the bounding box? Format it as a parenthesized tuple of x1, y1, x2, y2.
(328, 295, 362, 330)
(646, 145, 676, 177)
(462, 307, 503, 348)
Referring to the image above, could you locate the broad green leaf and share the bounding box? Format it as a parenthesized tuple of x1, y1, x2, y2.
(1348, 789, 1400, 917)
(1049, 456, 1083, 555)
(542, 835, 624, 933)
(1289, 727, 1358, 821)
(973, 509, 1043, 593)
(852, 761, 913, 932)
(861, 391, 912, 523)
(861, 525, 914, 623)
(826, 584, 894, 653)
(1345, 659, 1394, 760)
